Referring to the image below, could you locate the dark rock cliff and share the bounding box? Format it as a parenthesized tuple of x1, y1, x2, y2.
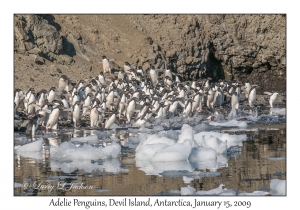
(14, 14, 286, 92)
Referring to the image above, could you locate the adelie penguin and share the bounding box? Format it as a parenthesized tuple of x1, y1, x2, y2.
(58, 75, 69, 93)
(264, 91, 279, 108)
(14, 89, 24, 110)
(24, 87, 35, 113)
(72, 101, 82, 128)
(26, 89, 36, 116)
(25, 114, 43, 139)
(137, 66, 144, 76)
(104, 110, 117, 129)
(46, 104, 65, 130)
(90, 103, 100, 128)
(98, 72, 106, 84)
(47, 87, 56, 103)
(124, 61, 134, 74)
(248, 85, 258, 108)
(149, 66, 158, 85)
(100, 56, 111, 74)
(125, 97, 139, 123)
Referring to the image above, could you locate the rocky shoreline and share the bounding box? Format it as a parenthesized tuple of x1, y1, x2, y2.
(14, 14, 286, 93)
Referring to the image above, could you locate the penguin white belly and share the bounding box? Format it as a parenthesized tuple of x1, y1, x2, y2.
(83, 97, 91, 115)
(46, 109, 59, 130)
(105, 114, 116, 128)
(90, 108, 99, 127)
(192, 96, 200, 112)
(269, 93, 278, 108)
(231, 95, 239, 110)
(126, 101, 136, 122)
(48, 91, 55, 103)
(169, 102, 178, 113)
(103, 60, 111, 74)
(248, 89, 256, 107)
(59, 79, 67, 91)
(183, 103, 192, 115)
(150, 70, 158, 84)
(73, 106, 81, 127)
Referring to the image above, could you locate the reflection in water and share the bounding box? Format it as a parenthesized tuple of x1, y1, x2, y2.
(14, 125, 286, 196)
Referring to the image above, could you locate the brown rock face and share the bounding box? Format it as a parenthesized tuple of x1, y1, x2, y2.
(14, 14, 286, 93)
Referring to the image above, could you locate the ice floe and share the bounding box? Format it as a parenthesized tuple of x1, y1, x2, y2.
(50, 141, 121, 161)
(270, 179, 286, 195)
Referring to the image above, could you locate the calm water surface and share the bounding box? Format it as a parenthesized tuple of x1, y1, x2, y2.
(14, 121, 286, 196)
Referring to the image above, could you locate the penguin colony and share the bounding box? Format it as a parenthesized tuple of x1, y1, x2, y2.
(14, 56, 280, 138)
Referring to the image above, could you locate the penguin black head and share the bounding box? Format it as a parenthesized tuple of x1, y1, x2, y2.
(60, 75, 68, 80)
(102, 56, 107, 60)
(91, 79, 97, 86)
(125, 62, 130, 66)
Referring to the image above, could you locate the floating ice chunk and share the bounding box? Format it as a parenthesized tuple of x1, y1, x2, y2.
(50, 142, 121, 161)
(136, 134, 175, 150)
(238, 191, 269, 196)
(194, 131, 247, 148)
(151, 139, 193, 161)
(16, 139, 43, 152)
(166, 129, 179, 140)
(270, 179, 286, 195)
(94, 189, 110, 193)
(136, 160, 193, 176)
(270, 108, 286, 116)
(189, 147, 217, 162)
(203, 136, 227, 154)
(178, 124, 194, 144)
(71, 135, 98, 142)
(181, 185, 196, 195)
(183, 176, 194, 184)
(166, 189, 181, 195)
(14, 182, 23, 188)
(135, 143, 169, 161)
(209, 119, 247, 128)
(266, 157, 286, 161)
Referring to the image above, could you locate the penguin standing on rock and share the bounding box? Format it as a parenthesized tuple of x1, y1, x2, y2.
(72, 101, 82, 128)
(90, 103, 100, 128)
(26, 114, 43, 138)
(248, 85, 258, 108)
(24, 88, 35, 113)
(100, 56, 111, 74)
(58, 75, 69, 93)
(46, 105, 64, 130)
(47, 87, 56, 103)
(98, 72, 106, 84)
(149, 66, 158, 85)
(264, 92, 279, 108)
